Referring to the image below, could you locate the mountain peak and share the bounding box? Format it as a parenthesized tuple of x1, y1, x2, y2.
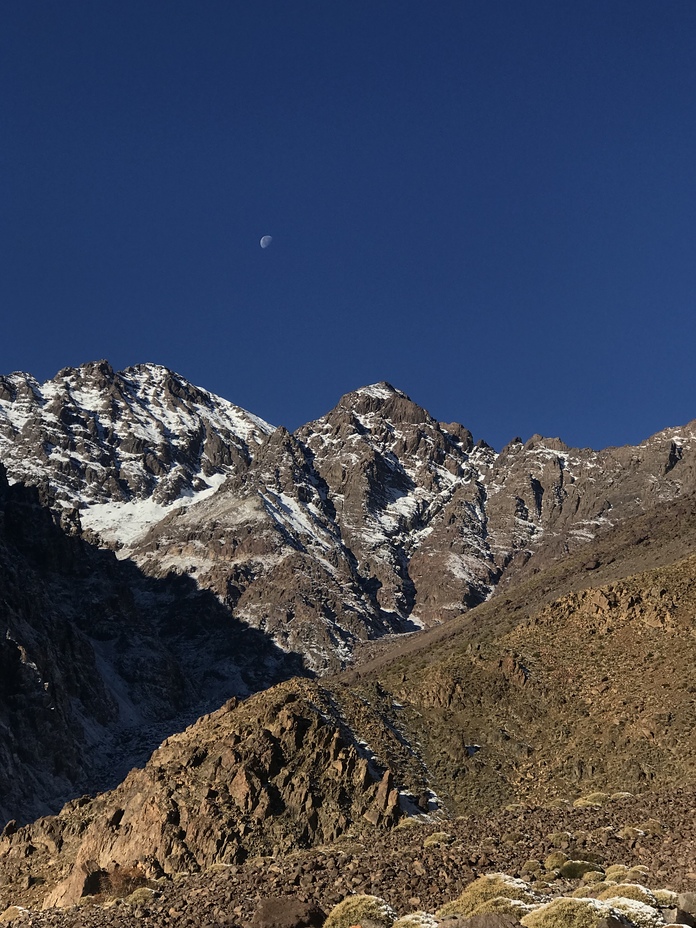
(353, 382, 407, 401)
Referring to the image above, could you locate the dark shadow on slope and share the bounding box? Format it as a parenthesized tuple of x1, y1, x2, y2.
(0, 463, 310, 828)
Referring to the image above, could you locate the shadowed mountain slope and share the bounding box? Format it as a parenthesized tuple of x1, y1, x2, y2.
(0, 464, 304, 827)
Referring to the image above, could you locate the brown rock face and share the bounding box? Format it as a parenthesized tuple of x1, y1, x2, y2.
(121, 382, 696, 675)
(0, 680, 403, 910)
(0, 466, 304, 828)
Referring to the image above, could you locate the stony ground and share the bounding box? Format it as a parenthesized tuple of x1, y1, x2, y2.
(9, 787, 696, 927)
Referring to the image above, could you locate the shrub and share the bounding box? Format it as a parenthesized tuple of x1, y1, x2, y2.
(124, 887, 156, 906)
(469, 896, 535, 919)
(604, 865, 629, 882)
(522, 859, 543, 875)
(395, 817, 425, 831)
(653, 889, 678, 906)
(598, 884, 658, 907)
(571, 882, 619, 899)
(581, 871, 606, 884)
(605, 897, 663, 928)
(546, 831, 573, 848)
(392, 913, 438, 928)
(636, 819, 664, 836)
(436, 873, 535, 917)
(324, 895, 396, 928)
(520, 897, 616, 928)
(546, 799, 571, 809)
(559, 860, 604, 880)
(582, 793, 611, 805)
(625, 866, 650, 882)
(423, 831, 454, 848)
(610, 792, 634, 800)
(544, 851, 569, 871)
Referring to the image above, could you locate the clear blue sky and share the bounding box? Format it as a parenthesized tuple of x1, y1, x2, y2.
(2, 1, 695, 450)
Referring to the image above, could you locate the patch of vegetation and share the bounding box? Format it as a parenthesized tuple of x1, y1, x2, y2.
(605, 897, 663, 928)
(392, 913, 438, 928)
(436, 873, 535, 917)
(559, 860, 603, 880)
(520, 896, 614, 928)
(598, 883, 658, 907)
(423, 831, 454, 848)
(324, 895, 396, 928)
(544, 851, 569, 871)
(604, 864, 629, 881)
(469, 896, 534, 919)
(580, 871, 606, 884)
(576, 792, 611, 806)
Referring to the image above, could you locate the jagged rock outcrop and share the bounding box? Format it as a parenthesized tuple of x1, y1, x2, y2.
(0, 466, 304, 827)
(0, 360, 273, 519)
(0, 680, 402, 911)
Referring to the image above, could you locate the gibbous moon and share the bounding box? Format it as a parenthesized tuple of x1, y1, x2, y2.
(260, 235, 273, 248)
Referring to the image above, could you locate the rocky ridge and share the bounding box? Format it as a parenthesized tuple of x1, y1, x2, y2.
(0, 463, 303, 827)
(3, 363, 696, 673)
(1, 360, 696, 923)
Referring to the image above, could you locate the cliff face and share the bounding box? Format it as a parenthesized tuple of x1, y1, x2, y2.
(0, 463, 304, 827)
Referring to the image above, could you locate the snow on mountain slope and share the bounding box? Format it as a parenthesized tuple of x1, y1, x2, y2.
(0, 360, 274, 545)
(4, 364, 696, 670)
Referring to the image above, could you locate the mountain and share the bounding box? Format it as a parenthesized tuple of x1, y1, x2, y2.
(0, 360, 273, 531)
(2, 361, 696, 924)
(2, 493, 696, 921)
(4, 363, 696, 674)
(0, 463, 303, 828)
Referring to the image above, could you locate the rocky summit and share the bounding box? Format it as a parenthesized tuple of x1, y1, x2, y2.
(1, 361, 695, 927)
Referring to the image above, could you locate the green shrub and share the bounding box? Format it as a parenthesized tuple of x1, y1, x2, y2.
(546, 831, 573, 848)
(325, 895, 396, 928)
(598, 884, 657, 906)
(582, 792, 611, 805)
(521, 897, 615, 928)
(653, 889, 678, 906)
(571, 881, 618, 899)
(423, 831, 454, 848)
(522, 859, 543, 875)
(395, 817, 425, 831)
(625, 866, 650, 882)
(436, 873, 535, 917)
(544, 851, 569, 871)
(636, 818, 664, 836)
(469, 896, 534, 919)
(604, 865, 629, 881)
(581, 871, 606, 884)
(124, 887, 155, 906)
(559, 860, 603, 880)
(392, 913, 438, 928)
(605, 897, 663, 928)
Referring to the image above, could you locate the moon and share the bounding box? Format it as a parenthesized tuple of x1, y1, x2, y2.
(260, 235, 272, 249)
